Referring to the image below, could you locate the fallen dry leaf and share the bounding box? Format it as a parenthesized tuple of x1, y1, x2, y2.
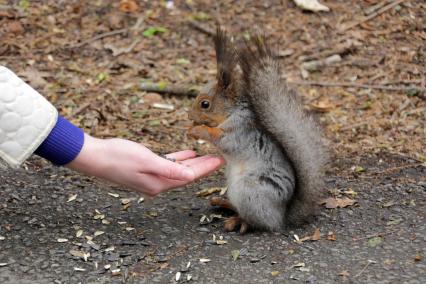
(298, 228, 321, 242)
(119, 0, 138, 13)
(326, 231, 337, 241)
(196, 187, 224, 197)
(322, 197, 357, 209)
(309, 98, 335, 112)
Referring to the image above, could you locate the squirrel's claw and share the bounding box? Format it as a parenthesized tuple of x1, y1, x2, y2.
(224, 216, 249, 234)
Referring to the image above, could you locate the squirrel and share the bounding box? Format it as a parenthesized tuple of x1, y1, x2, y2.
(188, 28, 328, 233)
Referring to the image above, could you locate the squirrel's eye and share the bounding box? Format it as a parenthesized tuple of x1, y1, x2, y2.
(200, 100, 210, 109)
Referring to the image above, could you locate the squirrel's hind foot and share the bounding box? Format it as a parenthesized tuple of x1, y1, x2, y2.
(210, 196, 236, 211)
(224, 216, 249, 234)
(209, 197, 248, 233)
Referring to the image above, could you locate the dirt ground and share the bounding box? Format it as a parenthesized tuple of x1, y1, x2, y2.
(0, 0, 425, 283)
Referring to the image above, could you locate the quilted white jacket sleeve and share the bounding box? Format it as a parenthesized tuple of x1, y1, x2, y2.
(0, 66, 58, 167)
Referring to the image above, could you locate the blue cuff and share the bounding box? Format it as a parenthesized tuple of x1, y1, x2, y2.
(35, 116, 85, 166)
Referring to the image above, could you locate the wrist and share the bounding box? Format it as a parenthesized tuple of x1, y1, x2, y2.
(66, 134, 107, 176)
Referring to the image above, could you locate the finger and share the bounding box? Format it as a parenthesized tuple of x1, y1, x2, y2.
(145, 155, 195, 181)
(185, 155, 225, 179)
(165, 150, 197, 161)
(180, 155, 225, 168)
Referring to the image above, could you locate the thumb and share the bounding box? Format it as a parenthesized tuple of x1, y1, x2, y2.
(148, 157, 195, 181)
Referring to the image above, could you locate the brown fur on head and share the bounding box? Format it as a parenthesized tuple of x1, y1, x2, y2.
(188, 27, 240, 127)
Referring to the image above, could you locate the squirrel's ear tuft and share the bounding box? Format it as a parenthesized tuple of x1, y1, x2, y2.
(214, 27, 236, 90)
(238, 34, 272, 87)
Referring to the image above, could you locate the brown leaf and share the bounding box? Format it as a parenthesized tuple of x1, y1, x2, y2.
(326, 231, 337, 241)
(311, 228, 321, 241)
(309, 98, 335, 112)
(119, 0, 138, 13)
(299, 228, 321, 242)
(322, 197, 357, 209)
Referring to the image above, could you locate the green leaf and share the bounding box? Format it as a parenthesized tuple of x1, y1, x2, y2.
(367, 236, 382, 247)
(132, 110, 148, 118)
(190, 12, 211, 21)
(19, 0, 30, 10)
(176, 58, 190, 65)
(143, 27, 168, 37)
(156, 81, 167, 90)
(231, 250, 240, 261)
(354, 166, 365, 173)
(148, 120, 161, 127)
(96, 72, 108, 83)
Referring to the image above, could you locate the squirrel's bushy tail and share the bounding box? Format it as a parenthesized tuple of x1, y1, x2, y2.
(238, 37, 328, 225)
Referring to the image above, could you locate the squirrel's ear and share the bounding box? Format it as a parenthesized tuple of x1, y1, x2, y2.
(238, 34, 271, 87)
(214, 27, 236, 90)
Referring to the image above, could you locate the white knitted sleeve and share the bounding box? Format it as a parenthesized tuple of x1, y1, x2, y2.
(0, 66, 58, 167)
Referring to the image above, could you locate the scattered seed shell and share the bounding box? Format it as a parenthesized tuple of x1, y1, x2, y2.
(0, 236, 5, 241)
(104, 264, 111, 270)
(94, 231, 105, 237)
(199, 258, 211, 263)
(111, 268, 121, 276)
(0, 263, 8, 267)
(108, 192, 120, 198)
(153, 103, 174, 110)
(102, 219, 111, 225)
(94, 214, 105, 220)
(76, 230, 83, 238)
(70, 250, 90, 262)
(74, 267, 86, 272)
(57, 238, 68, 243)
(138, 197, 145, 203)
(105, 246, 115, 252)
(293, 262, 305, 268)
(175, 271, 181, 281)
(67, 194, 77, 202)
(121, 198, 132, 205)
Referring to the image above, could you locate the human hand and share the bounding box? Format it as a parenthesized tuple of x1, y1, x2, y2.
(67, 134, 225, 197)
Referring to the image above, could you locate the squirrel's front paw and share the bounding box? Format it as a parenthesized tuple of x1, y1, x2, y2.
(187, 125, 224, 142)
(187, 125, 203, 140)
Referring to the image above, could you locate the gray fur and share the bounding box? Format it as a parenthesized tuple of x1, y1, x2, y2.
(239, 39, 328, 226)
(212, 103, 296, 231)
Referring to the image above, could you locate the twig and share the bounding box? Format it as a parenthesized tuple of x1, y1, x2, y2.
(364, 0, 394, 15)
(68, 17, 144, 49)
(339, 0, 406, 32)
(104, 38, 141, 57)
(354, 260, 376, 278)
(188, 20, 215, 37)
(68, 28, 129, 49)
(140, 82, 200, 97)
(371, 163, 425, 175)
(72, 102, 91, 116)
(290, 80, 426, 94)
(352, 230, 399, 241)
(299, 40, 359, 62)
